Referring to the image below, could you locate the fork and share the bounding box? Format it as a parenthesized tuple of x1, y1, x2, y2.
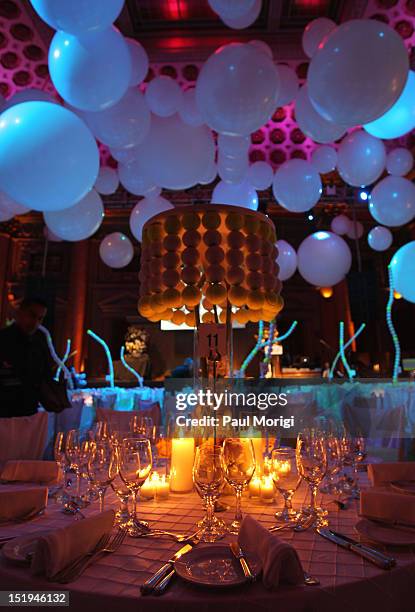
(53, 529, 127, 583)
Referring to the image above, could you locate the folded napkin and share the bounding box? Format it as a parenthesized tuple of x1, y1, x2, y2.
(367, 462, 415, 487)
(0, 486, 48, 523)
(238, 515, 304, 589)
(31, 509, 115, 579)
(1, 460, 59, 485)
(360, 486, 415, 526)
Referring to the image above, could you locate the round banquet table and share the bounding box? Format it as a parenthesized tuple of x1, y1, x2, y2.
(0, 480, 414, 612)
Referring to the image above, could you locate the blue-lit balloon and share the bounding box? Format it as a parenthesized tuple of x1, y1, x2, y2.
(272, 159, 322, 212)
(0, 102, 99, 211)
(30, 0, 124, 35)
(211, 179, 258, 210)
(364, 71, 415, 139)
(298, 231, 352, 286)
(44, 189, 104, 241)
(368, 226, 393, 252)
(369, 176, 415, 227)
(49, 28, 131, 111)
(3, 88, 57, 110)
(337, 130, 386, 187)
(390, 241, 415, 303)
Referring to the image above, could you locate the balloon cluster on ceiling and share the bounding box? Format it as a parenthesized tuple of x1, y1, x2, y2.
(0, 1, 414, 304)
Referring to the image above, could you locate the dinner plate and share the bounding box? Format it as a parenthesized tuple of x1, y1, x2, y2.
(355, 519, 415, 546)
(1, 532, 47, 566)
(390, 480, 415, 496)
(174, 544, 261, 588)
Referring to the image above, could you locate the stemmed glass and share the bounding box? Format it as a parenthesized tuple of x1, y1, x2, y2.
(119, 438, 152, 536)
(87, 439, 119, 512)
(340, 433, 366, 498)
(193, 444, 225, 542)
(53, 432, 67, 489)
(111, 473, 131, 527)
(320, 435, 342, 494)
(65, 429, 82, 498)
(270, 448, 301, 524)
(222, 438, 256, 534)
(296, 431, 328, 527)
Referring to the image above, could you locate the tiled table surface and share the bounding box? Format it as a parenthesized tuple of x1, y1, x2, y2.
(0, 480, 414, 612)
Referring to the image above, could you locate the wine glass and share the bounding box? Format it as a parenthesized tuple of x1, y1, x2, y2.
(340, 433, 366, 498)
(270, 448, 301, 524)
(65, 429, 82, 498)
(222, 438, 256, 534)
(111, 473, 131, 528)
(296, 431, 328, 527)
(320, 434, 342, 494)
(193, 444, 225, 542)
(119, 438, 152, 536)
(87, 439, 118, 512)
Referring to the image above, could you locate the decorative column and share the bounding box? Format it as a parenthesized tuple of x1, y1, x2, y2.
(65, 241, 89, 371)
(0, 234, 11, 325)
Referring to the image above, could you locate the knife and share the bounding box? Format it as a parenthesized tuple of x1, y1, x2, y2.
(317, 528, 396, 570)
(140, 544, 192, 595)
(230, 542, 254, 581)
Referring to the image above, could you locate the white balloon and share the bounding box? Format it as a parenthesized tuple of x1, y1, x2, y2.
(295, 85, 346, 144)
(369, 176, 415, 227)
(248, 40, 272, 58)
(311, 146, 337, 174)
(297, 231, 352, 286)
(302, 18, 336, 58)
(390, 241, 415, 303)
(44, 189, 104, 241)
(99, 232, 134, 268)
(275, 65, 299, 106)
(0, 191, 30, 220)
(218, 134, 251, 155)
(368, 226, 393, 252)
(218, 152, 248, 184)
(196, 42, 279, 136)
(364, 70, 415, 140)
(136, 114, 216, 190)
(179, 88, 204, 127)
(272, 159, 322, 213)
(129, 195, 173, 242)
(346, 220, 364, 240)
(331, 215, 351, 236)
(276, 239, 297, 281)
(126, 39, 149, 87)
(211, 179, 258, 210)
(43, 226, 63, 242)
(118, 157, 159, 196)
(337, 130, 386, 187)
(247, 161, 273, 190)
(79, 88, 151, 149)
(386, 148, 413, 177)
(308, 19, 409, 127)
(95, 167, 119, 195)
(3, 88, 56, 110)
(208, 0, 256, 19)
(199, 161, 217, 185)
(109, 145, 139, 164)
(220, 0, 262, 29)
(145, 76, 183, 118)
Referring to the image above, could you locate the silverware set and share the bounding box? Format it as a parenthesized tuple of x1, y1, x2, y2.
(141, 543, 194, 596)
(317, 527, 396, 569)
(52, 528, 127, 583)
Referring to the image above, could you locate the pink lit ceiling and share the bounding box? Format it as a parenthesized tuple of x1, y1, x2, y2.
(0, 0, 414, 170)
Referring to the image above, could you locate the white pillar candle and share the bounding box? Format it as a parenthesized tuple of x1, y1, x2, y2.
(170, 438, 195, 493)
(260, 476, 275, 502)
(248, 476, 261, 497)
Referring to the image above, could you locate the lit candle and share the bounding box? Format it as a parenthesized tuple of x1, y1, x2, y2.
(140, 474, 155, 500)
(156, 475, 170, 500)
(250, 436, 264, 470)
(260, 476, 275, 502)
(170, 438, 195, 493)
(275, 460, 291, 476)
(249, 476, 261, 497)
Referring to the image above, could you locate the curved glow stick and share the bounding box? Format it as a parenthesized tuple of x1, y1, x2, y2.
(240, 319, 265, 374)
(87, 329, 115, 388)
(339, 321, 354, 381)
(263, 320, 276, 365)
(387, 265, 401, 384)
(328, 322, 366, 381)
(39, 325, 74, 390)
(120, 346, 144, 387)
(55, 339, 71, 382)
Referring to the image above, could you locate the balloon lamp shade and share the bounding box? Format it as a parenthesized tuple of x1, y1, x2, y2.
(137, 204, 283, 326)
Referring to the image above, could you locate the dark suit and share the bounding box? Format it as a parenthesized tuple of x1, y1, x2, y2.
(0, 323, 54, 417)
